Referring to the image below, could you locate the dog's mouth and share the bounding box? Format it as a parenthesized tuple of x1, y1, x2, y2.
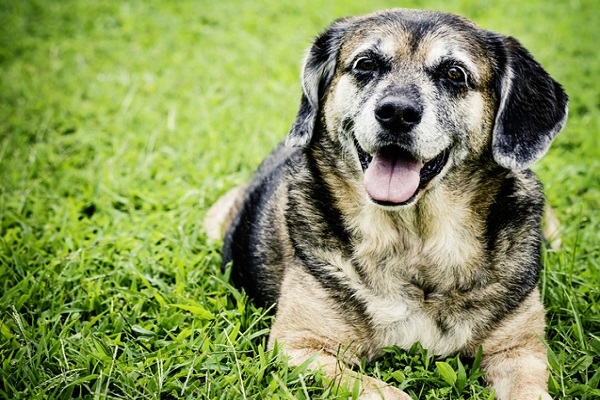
(355, 139, 451, 206)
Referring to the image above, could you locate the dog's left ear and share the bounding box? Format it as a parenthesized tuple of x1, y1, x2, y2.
(286, 18, 352, 148)
(491, 36, 568, 170)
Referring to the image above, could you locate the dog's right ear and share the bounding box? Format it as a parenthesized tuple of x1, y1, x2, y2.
(286, 19, 351, 148)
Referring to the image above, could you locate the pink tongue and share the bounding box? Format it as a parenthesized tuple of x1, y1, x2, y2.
(364, 151, 423, 204)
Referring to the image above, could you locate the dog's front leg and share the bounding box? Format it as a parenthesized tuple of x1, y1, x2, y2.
(268, 268, 411, 400)
(480, 288, 552, 400)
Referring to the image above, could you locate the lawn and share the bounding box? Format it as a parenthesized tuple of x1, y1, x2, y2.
(0, 0, 598, 398)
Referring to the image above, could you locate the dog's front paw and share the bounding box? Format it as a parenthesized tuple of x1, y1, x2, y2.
(356, 376, 412, 400)
(513, 389, 552, 400)
(359, 386, 412, 400)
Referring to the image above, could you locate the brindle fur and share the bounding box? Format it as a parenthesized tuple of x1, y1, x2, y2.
(206, 9, 567, 399)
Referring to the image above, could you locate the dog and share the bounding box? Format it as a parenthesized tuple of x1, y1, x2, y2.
(205, 8, 568, 399)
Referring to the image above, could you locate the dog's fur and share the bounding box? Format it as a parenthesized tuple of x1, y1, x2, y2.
(206, 9, 567, 399)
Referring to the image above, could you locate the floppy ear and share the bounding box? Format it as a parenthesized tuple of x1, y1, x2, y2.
(285, 19, 351, 148)
(492, 36, 568, 170)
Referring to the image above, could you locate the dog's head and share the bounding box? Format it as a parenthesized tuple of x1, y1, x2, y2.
(286, 9, 568, 207)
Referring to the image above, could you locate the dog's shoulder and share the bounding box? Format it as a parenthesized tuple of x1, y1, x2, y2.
(222, 142, 302, 306)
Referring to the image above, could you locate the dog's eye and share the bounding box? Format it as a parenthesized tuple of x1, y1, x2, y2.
(447, 66, 467, 83)
(353, 57, 378, 73)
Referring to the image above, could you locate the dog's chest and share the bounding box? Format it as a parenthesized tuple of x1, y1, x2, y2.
(362, 289, 476, 357)
(350, 203, 485, 356)
(357, 259, 479, 356)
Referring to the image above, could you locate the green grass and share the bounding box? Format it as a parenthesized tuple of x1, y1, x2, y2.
(0, 0, 598, 398)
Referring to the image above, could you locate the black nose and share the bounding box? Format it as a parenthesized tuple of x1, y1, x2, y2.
(375, 96, 423, 131)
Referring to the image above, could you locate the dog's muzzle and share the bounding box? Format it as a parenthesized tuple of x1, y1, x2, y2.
(353, 93, 451, 206)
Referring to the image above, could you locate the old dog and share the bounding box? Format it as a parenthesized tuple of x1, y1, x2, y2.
(205, 8, 568, 399)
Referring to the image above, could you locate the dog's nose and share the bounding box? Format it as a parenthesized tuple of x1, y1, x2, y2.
(375, 96, 422, 131)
